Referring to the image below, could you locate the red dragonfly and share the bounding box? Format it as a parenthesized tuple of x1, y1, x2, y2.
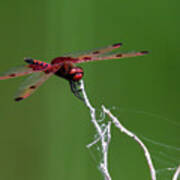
(0, 43, 148, 102)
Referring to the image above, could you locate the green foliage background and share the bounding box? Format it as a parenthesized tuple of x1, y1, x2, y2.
(0, 0, 179, 179)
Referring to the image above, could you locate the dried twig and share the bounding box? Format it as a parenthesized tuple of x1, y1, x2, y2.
(80, 80, 156, 180)
(102, 105, 156, 180)
(172, 165, 180, 180)
(80, 80, 112, 180)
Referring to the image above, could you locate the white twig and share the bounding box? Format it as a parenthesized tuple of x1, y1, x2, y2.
(102, 105, 156, 180)
(87, 123, 110, 148)
(100, 121, 112, 180)
(80, 80, 156, 180)
(172, 166, 180, 180)
(80, 80, 112, 180)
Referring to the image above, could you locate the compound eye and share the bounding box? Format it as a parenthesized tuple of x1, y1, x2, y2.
(69, 67, 84, 81)
(69, 68, 77, 75)
(69, 67, 83, 74)
(73, 72, 83, 81)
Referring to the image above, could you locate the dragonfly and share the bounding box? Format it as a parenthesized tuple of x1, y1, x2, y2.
(0, 43, 148, 102)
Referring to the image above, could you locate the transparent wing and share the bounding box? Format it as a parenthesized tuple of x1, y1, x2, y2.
(73, 51, 149, 64)
(51, 44, 148, 65)
(0, 65, 35, 80)
(61, 43, 122, 59)
(14, 71, 53, 101)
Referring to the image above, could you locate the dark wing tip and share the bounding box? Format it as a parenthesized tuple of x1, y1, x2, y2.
(112, 43, 123, 48)
(14, 97, 24, 102)
(140, 51, 149, 54)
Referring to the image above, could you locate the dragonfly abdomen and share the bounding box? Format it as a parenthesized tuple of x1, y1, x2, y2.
(24, 58, 50, 70)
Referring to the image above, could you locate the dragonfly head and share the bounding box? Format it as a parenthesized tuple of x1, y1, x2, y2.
(69, 67, 84, 81)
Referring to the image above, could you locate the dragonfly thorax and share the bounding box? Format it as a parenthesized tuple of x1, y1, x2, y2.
(55, 63, 84, 82)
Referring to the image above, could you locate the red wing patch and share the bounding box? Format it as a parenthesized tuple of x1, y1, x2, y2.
(14, 63, 62, 101)
(0, 62, 51, 80)
(0, 65, 35, 80)
(77, 43, 123, 60)
(14, 71, 53, 101)
(51, 43, 123, 64)
(74, 51, 148, 63)
(51, 43, 148, 64)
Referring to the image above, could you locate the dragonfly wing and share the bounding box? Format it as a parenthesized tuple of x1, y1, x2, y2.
(76, 43, 123, 59)
(0, 65, 34, 80)
(14, 71, 53, 101)
(62, 43, 123, 60)
(74, 51, 149, 63)
(51, 43, 123, 64)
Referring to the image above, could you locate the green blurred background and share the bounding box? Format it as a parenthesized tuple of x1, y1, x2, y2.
(0, 0, 179, 179)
